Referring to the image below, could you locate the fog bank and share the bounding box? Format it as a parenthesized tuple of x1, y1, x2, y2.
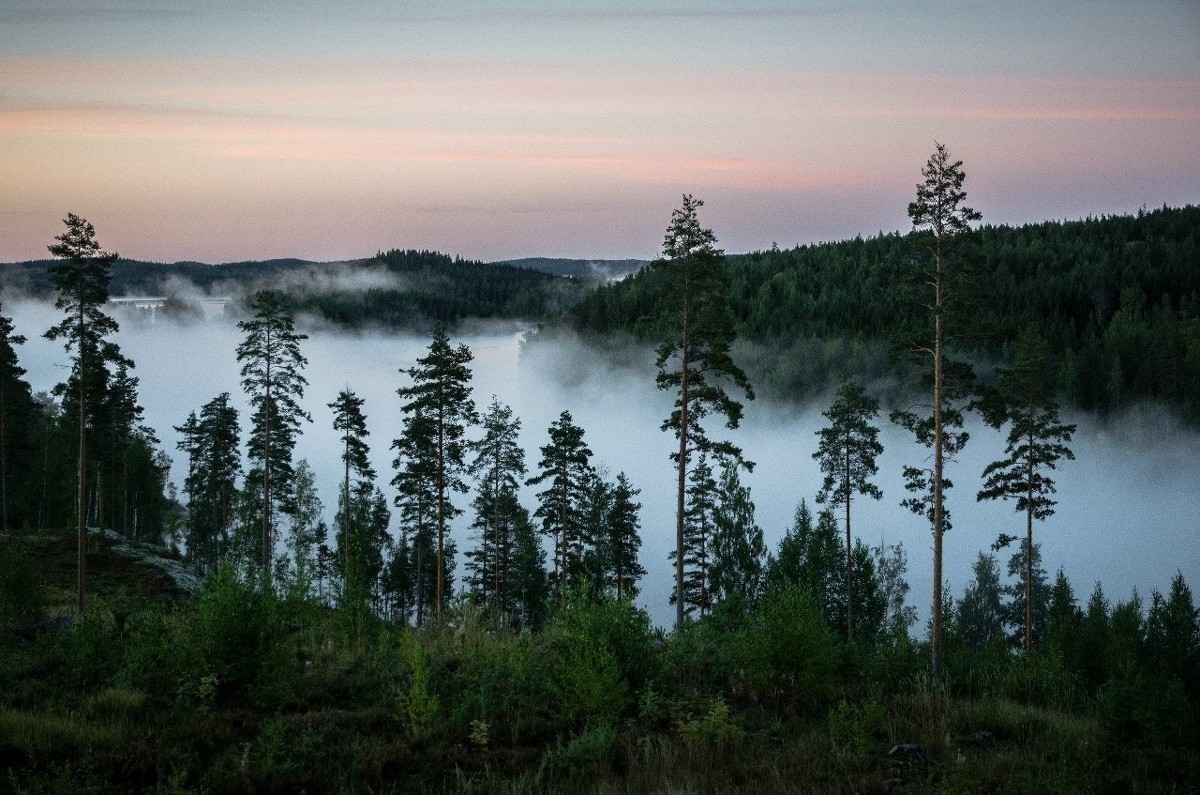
(8, 299, 1198, 628)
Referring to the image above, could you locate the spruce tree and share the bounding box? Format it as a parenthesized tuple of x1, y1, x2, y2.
(466, 398, 526, 613)
(607, 472, 645, 601)
(670, 453, 717, 618)
(175, 393, 241, 576)
(709, 459, 766, 609)
(654, 195, 754, 626)
(813, 379, 883, 640)
(396, 323, 476, 621)
(528, 410, 593, 601)
(236, 291, 311, 577)
(44, 213, 120, 614)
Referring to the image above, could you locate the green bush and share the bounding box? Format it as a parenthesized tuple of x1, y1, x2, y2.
(732, 584, 839, 710)
(181, 565, 296, 706)
(540, 589, 660, 728)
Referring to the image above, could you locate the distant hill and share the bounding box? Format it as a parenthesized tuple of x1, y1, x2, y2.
(493, 258, 648, 281)
(0, 250, 597, 330)
(567, 205, 1200, 419)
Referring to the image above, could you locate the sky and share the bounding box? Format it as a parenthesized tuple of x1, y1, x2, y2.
(2, 0, 1198, 263)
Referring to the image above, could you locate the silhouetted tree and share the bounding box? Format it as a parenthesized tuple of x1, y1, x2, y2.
(396, 323, 476, 621)
(45, 213, 120, 614)
(529, 410, 593, 600)
(978, 325, 1076, 653)
(654, 195, 754, 625)
(813, 379, 883, 640)
(898, 142, 982, 681)
(237, 292, 311, 577)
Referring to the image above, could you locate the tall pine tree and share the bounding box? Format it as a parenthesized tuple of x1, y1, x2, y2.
(978, 325, 1076, 654)
(44, 213, 120, 614)
(653, 195, 754, 626)
(395, 323, 476, 622)
(896, 143, 981, 680)
(813, 379, 883, 640)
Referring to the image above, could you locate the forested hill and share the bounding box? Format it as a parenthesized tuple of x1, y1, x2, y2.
(0, 249, 593, 329)
(569, 205, 1200, 420)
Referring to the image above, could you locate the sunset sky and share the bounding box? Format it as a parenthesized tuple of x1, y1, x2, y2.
(2, 1, 1198, 264)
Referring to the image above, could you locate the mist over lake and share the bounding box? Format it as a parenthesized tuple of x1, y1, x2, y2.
(9, 299, 1198, 627)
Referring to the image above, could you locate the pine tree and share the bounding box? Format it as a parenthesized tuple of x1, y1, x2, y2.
(529, 410, 594, 600)
(329, 389, 376, 609)
(175, 393, 241, 576)
(396, 323, 476, 621)
(654, 195, 754, 626)
(899, 143, 981, 682)
(709, 459, 766, 609)
(44, 213, 120, 614)
(236, 291, 311, 577)
(813, 379, 883, 640)
(978, 325, 1076, 653)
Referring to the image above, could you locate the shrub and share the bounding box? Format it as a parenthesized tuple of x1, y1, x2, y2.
(181, 565, 295, 706)
(732, 583, 839, 710)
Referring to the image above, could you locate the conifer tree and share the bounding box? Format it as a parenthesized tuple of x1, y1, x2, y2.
(897, 143, 981, 680)
(175, 393, 241, 576)
(44, 213, 120, 614)
(1001, 543, 1050, 650)
(607, 472, 645, 601)
(391, 410, 440, 625)
(330, 389, 376, 608)
(529, 410, 594, 600)
(466, 398, 526, 612)
(709, 460, 766, 609)
(0, 307, 35, 531)
(654, 195, 754, 626)
(957, 552, 1005, 649)
(978, 325, 1076, 653)
(396, 323, 476, 621)
(236, 291, 311, 577)
(813, 379, 883, 640)
(670, 453, 717, 617)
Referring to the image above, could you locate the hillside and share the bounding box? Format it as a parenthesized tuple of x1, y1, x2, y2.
(0, 249, 593, 329)
(567, 205, 1200, 419)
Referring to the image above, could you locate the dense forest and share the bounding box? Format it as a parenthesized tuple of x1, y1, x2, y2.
(570, 205, 1200, 421)
(1, 189, 1198, 792)
(0, 249, 594, 330)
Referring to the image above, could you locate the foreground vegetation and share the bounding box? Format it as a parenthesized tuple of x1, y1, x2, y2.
(2, 530, 1197, 794)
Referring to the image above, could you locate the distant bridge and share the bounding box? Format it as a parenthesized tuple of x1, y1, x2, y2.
(108, 296, 231, 322)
